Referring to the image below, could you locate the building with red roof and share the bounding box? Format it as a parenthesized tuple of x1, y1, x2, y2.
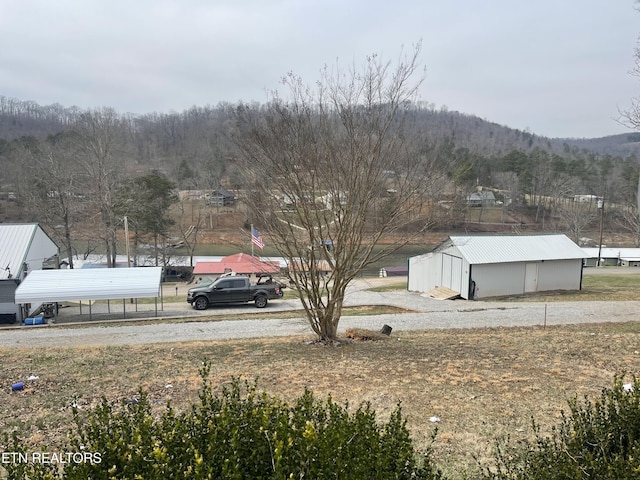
(192, 253, 280, 277)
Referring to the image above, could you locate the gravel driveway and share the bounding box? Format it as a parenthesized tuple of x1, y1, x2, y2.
(1, 277, 638, 347)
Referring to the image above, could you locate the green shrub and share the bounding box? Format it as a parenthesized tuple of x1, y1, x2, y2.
(2, 362, 442, 479)
(484, 375, 640, 480)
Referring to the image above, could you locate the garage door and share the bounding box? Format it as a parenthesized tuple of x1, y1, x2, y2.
(441, 254, 463, 293)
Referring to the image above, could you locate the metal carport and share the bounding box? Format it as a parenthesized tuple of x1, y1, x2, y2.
(15, 267, 163, 321)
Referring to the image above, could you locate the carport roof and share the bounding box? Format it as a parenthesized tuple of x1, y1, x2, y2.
(15, 267, 162, 304)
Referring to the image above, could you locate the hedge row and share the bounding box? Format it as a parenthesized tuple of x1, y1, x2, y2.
(483, 374, 640, 480)
(2, 362, 442, 479)
(3, 366, 640, 479)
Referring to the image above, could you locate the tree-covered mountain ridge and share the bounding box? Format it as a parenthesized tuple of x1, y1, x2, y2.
(1, 95, 638, 159)
(2, 94, 640, 256)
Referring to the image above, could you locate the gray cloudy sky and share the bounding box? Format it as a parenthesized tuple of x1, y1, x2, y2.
(2, 1, 639, 139)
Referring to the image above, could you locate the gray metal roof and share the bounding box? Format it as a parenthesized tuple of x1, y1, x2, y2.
(15, 267, 162, 303)
(447, 234, 588, 264)
(0, 224, 40, 280)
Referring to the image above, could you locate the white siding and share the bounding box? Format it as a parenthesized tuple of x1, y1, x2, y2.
(441, 254, 465, 293)
(471, 262, 526, 299)
(408, 252, 470, 297)
(25, 227, 59, 276)
(538, 259, 583, 291)
(470, 259, 583, 299)
(408, 253, 440, 293)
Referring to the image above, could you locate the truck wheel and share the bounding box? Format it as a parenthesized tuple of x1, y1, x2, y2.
(255, 295, 268, 308)
(194, 297, 208, 310)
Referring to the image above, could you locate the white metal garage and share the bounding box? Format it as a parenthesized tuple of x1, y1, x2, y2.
(0, 223, 59, 323)
(408, 234, 588, 299)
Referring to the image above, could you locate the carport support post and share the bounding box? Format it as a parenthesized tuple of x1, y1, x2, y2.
(122, 298, 126, 319)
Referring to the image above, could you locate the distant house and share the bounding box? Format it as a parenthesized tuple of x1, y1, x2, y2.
(0, 223, 59, 323)
(466, 190, 496, 207)
(408, 234, 587, 299)
(193, 253, 280, 277)
(208, 189, 235, 207)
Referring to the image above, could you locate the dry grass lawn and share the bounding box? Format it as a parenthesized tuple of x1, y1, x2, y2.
(1, 320, 639, 478)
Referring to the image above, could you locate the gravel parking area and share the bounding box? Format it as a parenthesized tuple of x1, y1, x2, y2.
(1, 276, 638, 347)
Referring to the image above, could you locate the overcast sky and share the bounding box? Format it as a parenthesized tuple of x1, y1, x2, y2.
(2, 1, 639, 139)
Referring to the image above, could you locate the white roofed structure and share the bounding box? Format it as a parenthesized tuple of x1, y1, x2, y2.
(409, 234, 587, 300)
(0, 223, 59, 324)
(0, 223, 59, 281)
(581, 247, 640, 267)
(15, 267, 162, 304)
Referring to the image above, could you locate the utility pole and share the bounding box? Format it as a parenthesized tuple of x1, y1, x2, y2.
(597, 198, 604, 267)
(124, 216, 131, 268)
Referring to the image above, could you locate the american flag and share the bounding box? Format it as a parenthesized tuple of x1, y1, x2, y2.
(251, 226, 264, 249)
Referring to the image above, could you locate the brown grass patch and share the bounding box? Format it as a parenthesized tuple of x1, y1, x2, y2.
(344, 327, 392, 341)
(1, 322, 639, 479)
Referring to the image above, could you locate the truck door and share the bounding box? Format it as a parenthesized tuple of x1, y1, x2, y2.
(210, 279, 234, 304)
(230, 278, 250, 302)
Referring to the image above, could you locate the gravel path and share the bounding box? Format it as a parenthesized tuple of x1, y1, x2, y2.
(1, 277, 638, 347)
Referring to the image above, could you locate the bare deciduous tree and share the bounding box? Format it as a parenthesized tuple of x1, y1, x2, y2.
(22, 133, 84, 268)
(73, 108, 126, 267)
(621, 2, 640, 130)
(175, 196, 208, 267)
(615, 203, 640, 246)
(233, 45, 443, 342)
(557, 199, 598, 244)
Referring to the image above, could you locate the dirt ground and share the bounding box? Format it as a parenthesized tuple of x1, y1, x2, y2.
(1, 322, 638, 479)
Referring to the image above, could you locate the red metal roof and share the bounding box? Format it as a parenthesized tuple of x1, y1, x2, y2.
(193, 253, 280, 275)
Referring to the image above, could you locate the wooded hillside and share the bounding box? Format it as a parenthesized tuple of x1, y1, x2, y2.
(1, 95, 639, 261)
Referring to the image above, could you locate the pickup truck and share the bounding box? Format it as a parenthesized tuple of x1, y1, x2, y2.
(187, 275, 284, 310)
